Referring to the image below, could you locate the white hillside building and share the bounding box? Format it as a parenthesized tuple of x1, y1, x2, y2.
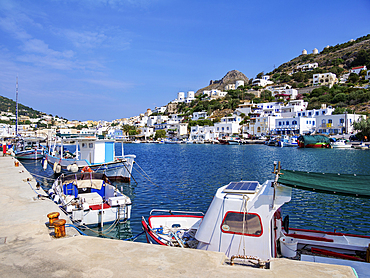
(312, 73, 337, 88)
(203, 89, 228, 99)
(173, 91, 196, 104)
(192, 111, 208, 121)
(252, 75, 274, 87)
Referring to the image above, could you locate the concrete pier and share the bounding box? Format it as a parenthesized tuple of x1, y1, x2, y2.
(0, 156, 356, 277)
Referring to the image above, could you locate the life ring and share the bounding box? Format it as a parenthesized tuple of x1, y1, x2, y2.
(81, 166, 92, 173)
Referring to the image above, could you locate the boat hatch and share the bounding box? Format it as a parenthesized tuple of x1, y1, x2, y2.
(223, 181, 260, 194)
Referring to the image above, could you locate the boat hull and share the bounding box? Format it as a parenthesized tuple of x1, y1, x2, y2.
(14, 149, 44, 160)
(45, 154, 135, 182)
(142, 213, 203, 247)
(50, 173, 131, 226)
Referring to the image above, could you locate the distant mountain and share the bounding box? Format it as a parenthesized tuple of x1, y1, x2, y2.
(196, 70, 249, 94)
(0, 95, 46, 119)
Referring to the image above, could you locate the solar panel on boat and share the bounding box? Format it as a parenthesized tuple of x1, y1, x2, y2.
(223, 181, 260, 194)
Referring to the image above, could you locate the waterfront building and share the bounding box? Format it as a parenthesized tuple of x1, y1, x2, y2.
(154, 122, 188, 139)
(190, 125, 218, 142)
(315, 113, 366, 135)
(275, 117, 316, 135)
(214, 114, 242, 137)
(243, 115, 280, 137)
(0, 124, 15, 138)
(140, 126, 155, 140)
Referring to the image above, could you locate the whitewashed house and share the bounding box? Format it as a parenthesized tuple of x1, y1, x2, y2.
(192, 111, 208, 121)
(244, 115, 280, 137)
(0, 124, 15, 138)
(172, 91, 196, 104)
(293, 62, 318, 73)
(365, 70, 370, 80)
(153, 106, 167, 114)
(252, 75, 274, 87)
(312, 73, 338, 88)
(350, 66, 367, 75)
(140, 126, 155, 140)
(154, 122, 188, 139)
(203, 89, 228, 99)
(214, 114, 242, 137)
(275, 117, 316, 135)
(272, 88, 298, 100)
(190, 125, 218, 142)
(315, 113, 365, 135)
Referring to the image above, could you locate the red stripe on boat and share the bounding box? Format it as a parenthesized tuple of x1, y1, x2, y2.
(89, 203, 111, 210)
(311, 247, 365, 261)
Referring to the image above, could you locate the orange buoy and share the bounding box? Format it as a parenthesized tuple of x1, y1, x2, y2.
(53, 219, 67, 238)
(81, 166, 92, 173)
(47, 212, 60, 227)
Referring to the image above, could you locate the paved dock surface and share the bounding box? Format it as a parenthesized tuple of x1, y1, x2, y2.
(0, 156, 356, 277)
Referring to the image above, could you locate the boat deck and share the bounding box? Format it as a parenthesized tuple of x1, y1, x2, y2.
(0, 156, 357, 278)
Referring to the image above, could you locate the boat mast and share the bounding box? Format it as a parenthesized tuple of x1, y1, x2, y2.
(15, 76, 19, 137)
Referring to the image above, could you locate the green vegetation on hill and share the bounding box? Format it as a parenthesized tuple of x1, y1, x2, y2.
(304, 85, 370, 112)
(0, 95, 45, 119)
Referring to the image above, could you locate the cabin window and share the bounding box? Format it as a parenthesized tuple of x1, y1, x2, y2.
(221, 212, 262, 237)
(89, 143, 93, 148)
(82, 143, 86, 148)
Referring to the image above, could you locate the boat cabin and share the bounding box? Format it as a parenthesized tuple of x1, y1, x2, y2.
(78, 138, 115, 165)
(195, 180, 291, 261)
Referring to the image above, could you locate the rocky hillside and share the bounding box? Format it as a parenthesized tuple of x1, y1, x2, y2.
(271, 34, 370, 74)
(196, 70, 249, 95)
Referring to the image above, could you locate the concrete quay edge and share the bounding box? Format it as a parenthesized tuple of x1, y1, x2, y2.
(0, 156, 356, 277)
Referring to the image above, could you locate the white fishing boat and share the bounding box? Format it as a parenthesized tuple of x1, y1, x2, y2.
(331, 139, 352, 149)
(142, 162, 370, 274)
(45, 137, 135, 181)
(49, 172, 131, 226)
(13, 137, 45, 160)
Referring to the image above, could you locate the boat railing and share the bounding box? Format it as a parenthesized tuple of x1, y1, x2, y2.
(149, 209, 204, 216)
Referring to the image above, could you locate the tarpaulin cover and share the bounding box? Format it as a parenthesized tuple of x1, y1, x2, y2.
(278, 169, 370, 199)
(297, 135, 330, 146)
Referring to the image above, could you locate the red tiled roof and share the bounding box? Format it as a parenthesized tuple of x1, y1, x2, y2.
(351, 66, 366, 70)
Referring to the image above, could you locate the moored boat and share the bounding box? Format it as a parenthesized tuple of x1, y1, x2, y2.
(297, 135, 331, 148)
(142, 162, 370, 272)
(331, 139, 352, 149)
(49, 172, 131, 226)
(45, 137, 135, 181)
(14, 137, 44, 160)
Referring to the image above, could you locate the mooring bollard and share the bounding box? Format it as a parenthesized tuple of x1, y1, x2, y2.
(14, 160, 19, 167)
(47, 212, 60, 227)
(53, 219, 66, 238)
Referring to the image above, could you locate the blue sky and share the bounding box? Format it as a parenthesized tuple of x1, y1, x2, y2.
(0, 0, 369, 121)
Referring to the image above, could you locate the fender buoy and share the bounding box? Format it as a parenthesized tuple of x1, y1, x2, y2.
(81, 166, 92, 173)
(55, 164, 61, 174)
(70, 163, 79, 173)
(42, 159, 48, 170)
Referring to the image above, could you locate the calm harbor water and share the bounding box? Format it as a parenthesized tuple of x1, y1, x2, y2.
(22, 143, 370, 241)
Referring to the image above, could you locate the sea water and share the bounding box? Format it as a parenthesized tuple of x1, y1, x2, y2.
(22, 143, 370, 241)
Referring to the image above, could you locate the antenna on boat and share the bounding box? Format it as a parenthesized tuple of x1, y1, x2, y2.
(15, 75, 19, 137)
(271, 161, 283, 209)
